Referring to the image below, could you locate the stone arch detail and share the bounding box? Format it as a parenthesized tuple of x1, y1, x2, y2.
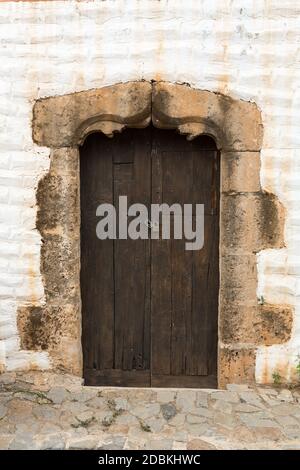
(17, 81, 289, 387)
(33, 81, 263, 151)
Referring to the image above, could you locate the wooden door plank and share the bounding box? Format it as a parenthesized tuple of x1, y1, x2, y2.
(113, 129, 151, 376)
(80, 134, 115, 376)
(150, 136, 172, 377)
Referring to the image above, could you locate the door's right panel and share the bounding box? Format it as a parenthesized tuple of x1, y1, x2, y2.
(150, 128, 219, 388)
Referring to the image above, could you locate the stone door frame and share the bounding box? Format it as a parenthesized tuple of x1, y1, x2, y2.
(19, 81, 287, 387)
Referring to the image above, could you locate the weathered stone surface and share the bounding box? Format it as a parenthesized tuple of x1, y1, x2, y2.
(37, 433, 65, 450)
(278, 389, 294, 403)
(272, 403, 298, 416)
(239, 414, 279, 428)
(187, 439, 218, 450)
(239, 391, 265, 408)
(221, 192, 285, 253)
(172, 441, 187, 450)
(33, 82, 152, 147)
(176, 391, 196, 412)
(251, 427, 284, 441)
(116, 414, 139, 426)
(172, 430, 189, 442)
(168, 413, 186, 427)
(144, 439, 172, 450)
(49, 147, 79, 176)
(211, 400, 233, 414)
(0, 404, 7, 420)
(71, 389, 98, 403)
(6, 399, 33, 422)
(214, 412, 236, 429)
(220, 254, 257, 297)
(39, 422, 61, 434)
(185, 422, 209, 436)
(282, 426, 300, 439)
(47, 387, 70, 404)
(62, 400, 89, 414)
(196, 391, 209, 407)
(257, 305, 294, 346)
(211, 391, 240, 403)
(220, 302, 293, 347)
(68, 436, 98, 450)
(9, 434, 38, 450)
(98, 436, 126, 450)
(147, 417, 165, 433)
(32, 404, 60, 421)
(152, 82, 263, 151)
(132, 403, 160, 420)
(0, 373, 16, 385)
(113, 398, 129, 412)
(192, 407, 214, 419)
(187, 414, 207, 424)
(235, 403, 261, 413)
(75, 410, 95, 424)
(20, 144, 82, 375)
(258, 387, 278, 396)
(218, 348, 256, 388)
(87, 396, 106, 409)
(226, 384, 249, 392)
(161, 403, 177, 421)
(275, 415, 299, 427)
(156, 390, 176, 403)
(1, 372, 300, 450)
(0, 435, 13, 449)
(221, 152, 261, 193)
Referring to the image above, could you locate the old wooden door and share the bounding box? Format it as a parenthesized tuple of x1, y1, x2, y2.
(80, 126, 219, 388)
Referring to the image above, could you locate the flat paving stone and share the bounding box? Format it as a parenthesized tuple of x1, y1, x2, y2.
(196, 391, 209, 407)
(278, 390, 294, 402)
(146, 417, 165, 433)
(272, 403, 297, 415)
(47, 387, 70, 405)
(0, 435, 13, 449)
(9, 433, 38, 450)
(161, 403, 177, 421)
(68, 436, 98, 450)
(210, 391, 240, 403)
(211, 400, 233, 414)
(187, 438, 218, 450)
(37, 433, 66, 450)
(186, 414, 207, 424)
(226, 384, 249, 392)
(168, 413, 185, 427)
(235, 403, 261, 413)
(144, 439, 173, 450)
(239, 391, 265, 408)
(176, 391, 197, 412)
(156, 390, 176, 403)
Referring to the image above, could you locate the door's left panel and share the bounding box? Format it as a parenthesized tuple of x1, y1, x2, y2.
(80, 129, 151, 386)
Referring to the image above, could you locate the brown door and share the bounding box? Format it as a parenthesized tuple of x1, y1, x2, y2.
(80, 126, 219, 388)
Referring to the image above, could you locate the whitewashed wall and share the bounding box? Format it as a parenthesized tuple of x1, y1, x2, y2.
(0, 0, 299, 382)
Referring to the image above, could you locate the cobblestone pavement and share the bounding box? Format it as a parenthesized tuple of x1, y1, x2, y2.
(0, 372, 300, 450)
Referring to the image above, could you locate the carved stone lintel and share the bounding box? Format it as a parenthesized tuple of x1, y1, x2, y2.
(33, 80, 263, 152)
